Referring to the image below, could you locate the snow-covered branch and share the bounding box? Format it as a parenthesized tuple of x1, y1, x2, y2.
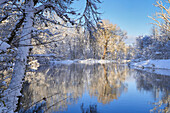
(0, 0, 9, 5)
(34, 2, 53, 14)
(19, 37, 65, 47)
(0, 15, 8, 23)
(7, 14, 25, 44)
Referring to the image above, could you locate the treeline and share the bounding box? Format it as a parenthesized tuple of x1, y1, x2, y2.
(32, 20, 133, 60)
(134, 35, 170, 60)
(133, 0, 170, 61)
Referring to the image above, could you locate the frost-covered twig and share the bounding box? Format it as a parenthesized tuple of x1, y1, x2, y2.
(7, 15, 25, 44)
(19, 37, 65, 47)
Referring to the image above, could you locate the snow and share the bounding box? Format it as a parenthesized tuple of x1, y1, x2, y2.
(77, 59, 116, 64)
(0, 40, 10, 52)
(0, 1, 35, 112)
(131, 59, 170, 70)
(130, 59, 170, 76)
(0, 0, 8, 5)
(50, 60, 75, 65)
(29, 54, 56, 57)
(50, 59, 117, 65)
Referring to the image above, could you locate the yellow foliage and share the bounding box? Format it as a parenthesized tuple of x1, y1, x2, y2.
(95, 20, 127, 59)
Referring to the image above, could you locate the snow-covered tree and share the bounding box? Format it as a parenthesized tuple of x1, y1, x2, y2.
(149, 0, 170, 41)
(134, 0, 170, 61)
(0, 0, 101, 112)
(134, 34, 170, 60)
(0, 0, 101, 81)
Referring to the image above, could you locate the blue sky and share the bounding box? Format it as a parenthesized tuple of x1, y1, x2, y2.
(72, 0, 159, 44)
(100, 0, 158, 44)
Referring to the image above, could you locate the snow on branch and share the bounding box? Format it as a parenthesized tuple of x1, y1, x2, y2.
(34, 2, 53, 14)
(19, 37, 65, 47)
(0, 0, 9, 5)
(149, 0, 170, 32)
(0, 40, 10, 52)
(0, 15, 8, 24)
(33, 29, 54, 36)
(35, 3, 76, 26)
(39, 15, 57, 24)
(6, 14, 25, 44)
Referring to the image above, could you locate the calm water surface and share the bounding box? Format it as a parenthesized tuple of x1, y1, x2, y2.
(18, 63, 170, 113)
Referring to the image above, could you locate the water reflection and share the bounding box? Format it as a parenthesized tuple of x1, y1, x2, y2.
(81, 103, 98, 113)
(89, 64, 128, 104)
(17, 64, 170, 113)
(135, 70, 170, 113)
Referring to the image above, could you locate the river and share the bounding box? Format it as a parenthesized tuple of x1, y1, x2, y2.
(7, 63, 170, 112)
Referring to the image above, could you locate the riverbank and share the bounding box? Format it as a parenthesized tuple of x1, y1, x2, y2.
(130, 59, 170, 76)
(49, 59, 130, 65)
(130, 59, 170, 70)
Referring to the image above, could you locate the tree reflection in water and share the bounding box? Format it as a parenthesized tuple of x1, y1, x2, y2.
(135, 70, 170, 113)
(88, 64, 128, 104)
(81, 103, 98, 113)
(17, 64, 170, 113)
(18, 64, 128, 112)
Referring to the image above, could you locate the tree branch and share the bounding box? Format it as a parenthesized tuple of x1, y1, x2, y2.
(0, 15, 8, 24)
(19, 37, 65, 47)
(0, 0, 9, 5)
(7, 14, 26, 44)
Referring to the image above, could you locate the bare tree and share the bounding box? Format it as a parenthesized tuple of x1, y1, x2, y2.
(149, 0, 170, 40)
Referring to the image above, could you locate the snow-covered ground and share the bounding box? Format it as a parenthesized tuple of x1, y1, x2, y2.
(50, 59, 130, 65)
(131, 59, 170, 70)
(50, 59, 119, 65)
(76, 59, 117, 64)
(130, 59, 170, 76)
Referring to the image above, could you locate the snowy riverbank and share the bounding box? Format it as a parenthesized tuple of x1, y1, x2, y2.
(130, 59, 170, 70)
(50, 59, 116, 65)
(49, 59, 130, 65)
(130, 59, 170, 76)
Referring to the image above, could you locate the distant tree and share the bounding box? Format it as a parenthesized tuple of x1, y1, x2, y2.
(149, 0, 170, 59)
(151, 26, 159, 40)
(0, 0, 101, 83)
(134, 0, 170, 61)
(96, 20, 127, 59)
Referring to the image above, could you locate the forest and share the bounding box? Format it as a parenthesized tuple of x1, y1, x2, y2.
(0, 0, 169, 113)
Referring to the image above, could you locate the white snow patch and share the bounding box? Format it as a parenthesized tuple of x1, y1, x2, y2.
(50, 60, 75, 65)
(131, 59, 170, 70)
(50, 59, 117, 65)
(0, 40, 10, 52)
(29, 54, 56, 57)
(77, 59, 116, 64)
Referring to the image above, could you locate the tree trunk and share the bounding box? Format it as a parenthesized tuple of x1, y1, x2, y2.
(102, 31, 109, 60)
(102, 40, 108, 59)
(102, 64, 108, 84)
(3, 0, 34, 112)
